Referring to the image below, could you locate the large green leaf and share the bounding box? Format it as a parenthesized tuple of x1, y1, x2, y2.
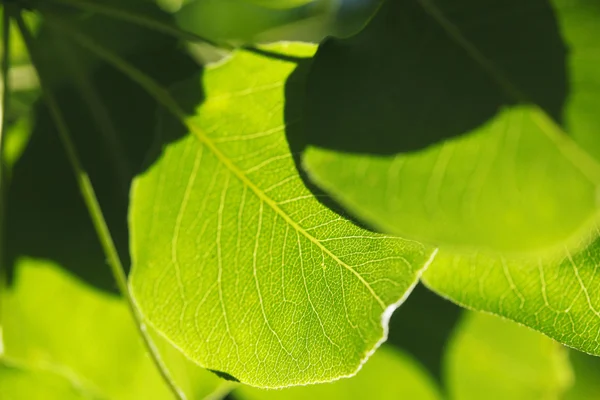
(445, 312, 573, 400)
(0, 258, 224, 399)
(234, 345, 441, 400)
(129, 43, 434, 388)
(300, 0, 600, 354)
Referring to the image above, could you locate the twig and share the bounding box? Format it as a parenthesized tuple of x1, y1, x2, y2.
(15, 10, 185, 399)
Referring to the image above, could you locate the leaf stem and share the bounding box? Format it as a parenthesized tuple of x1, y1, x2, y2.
(39, 0, 288, 61)
(203, 381, 238, 400)
(14, 11, 185, 400)
(40, 0, 229, 49)
(0, 3, 13, 357)
(54, 39, 131, 194)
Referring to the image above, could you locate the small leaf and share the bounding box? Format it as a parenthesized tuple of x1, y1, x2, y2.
(129, 43, 434, 388)
(235, 345, 442, 400)
(445, 312, 573, 400)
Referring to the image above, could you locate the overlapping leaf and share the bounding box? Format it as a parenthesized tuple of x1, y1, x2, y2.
(129, 43, 434, 388)
(301, 0, 600, 355)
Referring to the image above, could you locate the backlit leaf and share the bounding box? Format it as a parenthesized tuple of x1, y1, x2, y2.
(235, 345, 441, 400)
(301, 0, 600, 355)
(129, 43, 434, 388)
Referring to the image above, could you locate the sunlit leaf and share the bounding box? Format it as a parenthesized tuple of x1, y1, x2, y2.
(235, 345, 441, 399)
(301, 0, 600, 355)
(129, 43, 434, 388)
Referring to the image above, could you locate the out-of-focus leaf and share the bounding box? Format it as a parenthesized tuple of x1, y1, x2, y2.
(234, 345, 441, 400)
(0, 360, 98, 400)
(175, 0, 324, 43)
(0, 258, 224, 399)
(243, 0, 314, 9)
(386, 284, 463, 381)
(565, 350, 600, 400)
(445, 312, 573, 400)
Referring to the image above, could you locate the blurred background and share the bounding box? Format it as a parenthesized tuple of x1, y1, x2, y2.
(162, 0, 383, 43)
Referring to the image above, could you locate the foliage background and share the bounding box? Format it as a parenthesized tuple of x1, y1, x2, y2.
(1, 0, 600, 398)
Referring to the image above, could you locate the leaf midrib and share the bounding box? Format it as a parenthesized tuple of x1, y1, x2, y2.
(183, 92, 388, 309)
(55, 17, 424, 310)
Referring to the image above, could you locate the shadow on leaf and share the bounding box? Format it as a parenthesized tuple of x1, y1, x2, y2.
(5, 11, 204, 293)
(296, 0, 568, 155)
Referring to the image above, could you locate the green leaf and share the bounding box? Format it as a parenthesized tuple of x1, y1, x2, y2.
(445, 312, 573, 400)
(300, 0, 600, 354)
(1, 258, 224, 399)
(234, 345, 442, 399)
(0, 360, 98, 400)
(175, 0, 329, 43)
(241, 0, 315, 10)
(129, 43, 434, 388)
(565, 350, 600, 400)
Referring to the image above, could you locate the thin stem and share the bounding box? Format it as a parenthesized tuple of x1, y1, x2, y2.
(43, 13, 187, 121)
(39, 0, 278, 60)
(0, 4, 13, 357)
(15, 11, 185, 400)
(55, 39, 131, 194)
(41, 0, 229, 49)
(203, 381, 238, 400)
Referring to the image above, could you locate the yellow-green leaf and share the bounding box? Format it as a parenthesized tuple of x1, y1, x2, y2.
(129, 43, 434, 388)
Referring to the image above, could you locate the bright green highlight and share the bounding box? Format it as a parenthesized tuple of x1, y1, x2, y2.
(129, 43, 434, 388)
(302, 0, 600, 356)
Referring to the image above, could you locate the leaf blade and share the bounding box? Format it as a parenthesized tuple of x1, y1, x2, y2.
(129, 43, 434, 388)
(301, 0, 600, 355)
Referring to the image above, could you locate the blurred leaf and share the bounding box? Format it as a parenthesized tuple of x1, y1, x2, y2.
(175, 0, 331, 43)
(565, 350, 600, 400)
(129, 42, 434, 388)
(234, 345, 441, 400)
(0, 359, 98, 400)
(300, 0, 600, 356)
(445, 312, 573, 400)
(2, 112, 33, 173)
(386, 284, 463, 382)
(242, 0, 315, 9)
(0, 258, 224, 399)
